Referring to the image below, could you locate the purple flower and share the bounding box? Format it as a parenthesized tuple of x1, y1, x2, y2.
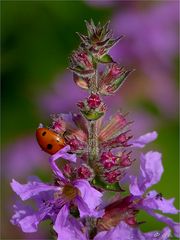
(95, 147, 179, 239)
(143, 210, 180, 239)
(11, 176, 103, 236)
(96, 131, 179, 238)
(142, 190, 179, 214)
(129, 151, 163, 196)
(10, 19, 179, 240)
(49, 145, 77, 180)
(11, 177, 58, 233)
(53, 204, 88, 240)
(94, 221, 171, 240)
(130, 131, 158, 148)
(11, 177, 59, 201)
(128, 151, 180, 238)
(10, 147, 103, 238)
(11, 201, 40, 233)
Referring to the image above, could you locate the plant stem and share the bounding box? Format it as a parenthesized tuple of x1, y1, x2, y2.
(88, 68, 99, 167)
(88, 120, 99, 167)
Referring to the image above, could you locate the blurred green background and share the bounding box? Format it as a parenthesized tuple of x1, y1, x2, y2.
(1, 1, 179, 239)
(1, 1, 111, 145)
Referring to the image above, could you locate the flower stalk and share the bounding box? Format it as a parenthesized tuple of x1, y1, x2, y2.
(88, 120, 99, 167)
(88, 64, 99, 168)
(10, 19, 180, 240)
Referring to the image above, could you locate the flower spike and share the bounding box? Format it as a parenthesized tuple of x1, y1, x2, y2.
(11, 19, 179, 240)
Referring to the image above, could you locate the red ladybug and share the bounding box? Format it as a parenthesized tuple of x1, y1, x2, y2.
(36, 128, 65, 155)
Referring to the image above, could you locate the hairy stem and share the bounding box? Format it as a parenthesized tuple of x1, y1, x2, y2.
(88, 68, 99, 167)
(88, 120, 99, 167)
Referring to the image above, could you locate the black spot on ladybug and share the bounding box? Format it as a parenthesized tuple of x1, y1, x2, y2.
(47, 144, 53, 150)
(42, 131, 47, 136)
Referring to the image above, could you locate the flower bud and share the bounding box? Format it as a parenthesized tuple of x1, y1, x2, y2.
(77, 164, 94, 180)
(99, 63, 134, 96)
(68, 138, 83, 151)
(87, 93, 101, 109)
(63, 163, 72, 178)
(109, 64, 122, 77)
(104, 171, 121, 183)
(101, 132, 132, 149)
(69, 49, 95, 78)
(120, 152, 133, 167)
(50, 114, 66, 134)
(100, 151, 117, 169)
(78, 20, 124, 60)
(97, 196, 137, 231)
(78, 94, 106, 121)
(77, 101, 85, 109)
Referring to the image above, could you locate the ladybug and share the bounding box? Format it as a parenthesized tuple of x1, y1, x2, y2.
(36, 127, 65, 155)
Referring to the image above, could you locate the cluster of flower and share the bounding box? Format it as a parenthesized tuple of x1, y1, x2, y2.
(11, 20, 179, 240)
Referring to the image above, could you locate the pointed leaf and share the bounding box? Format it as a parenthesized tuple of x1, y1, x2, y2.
(92, 176, 124, 192)
(98, 54, 114, 64)
(107, 35, 125, 48)
(100, 20, 110, 38)
(81, 110, 104, 121)
(96, 38, 110, 47)
(76, 32, 89, 44)
(85, 20, 94, 37)
(108, 69, 134, 94)
(100, 69, 135, 96)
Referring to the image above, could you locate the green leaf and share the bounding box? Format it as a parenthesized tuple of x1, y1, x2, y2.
(107, 69, 135, 95)
(114, 70, 131, 87)
(81, 110, 104, 121)
(98, 54, 114, 64)
(92, 176, 125, 192)
(107, 35, 124, 48)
